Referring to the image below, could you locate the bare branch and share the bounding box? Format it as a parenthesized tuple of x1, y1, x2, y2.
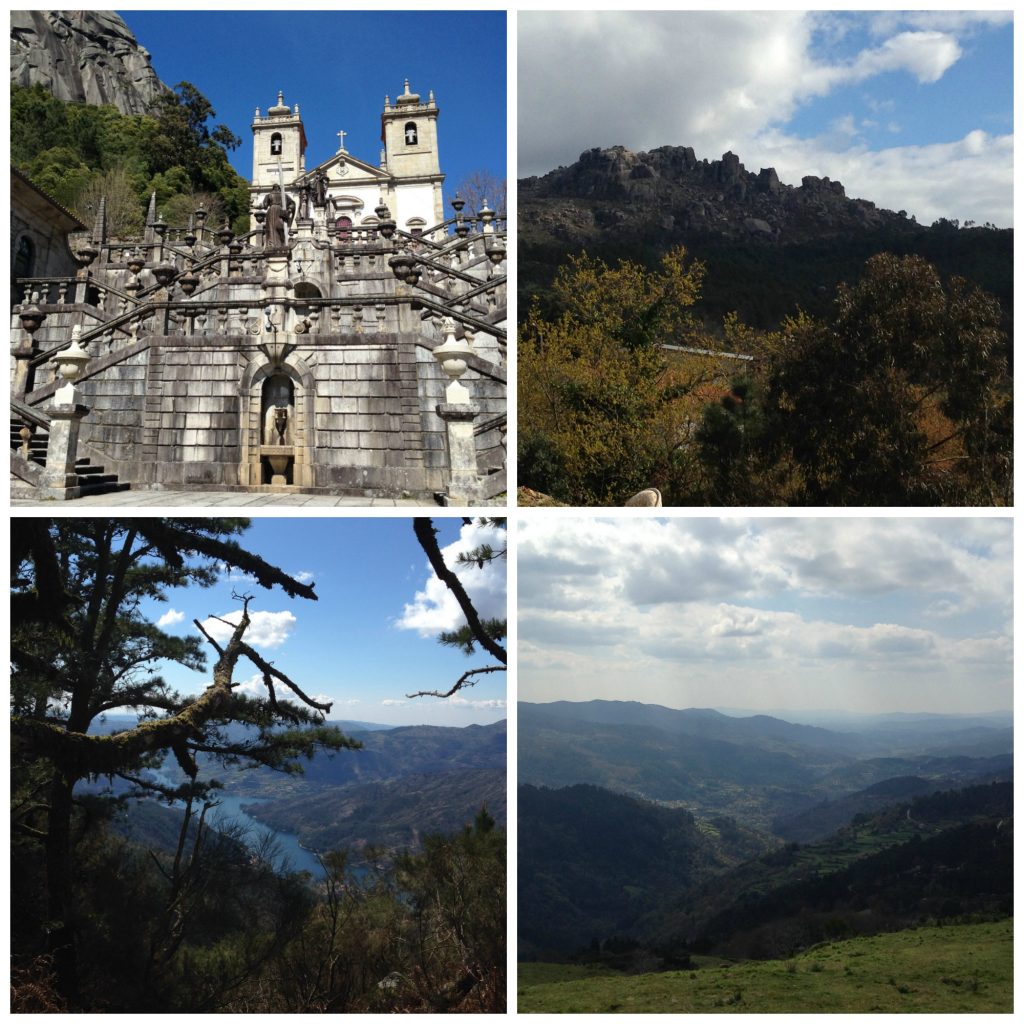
(406, 664, 505, 700)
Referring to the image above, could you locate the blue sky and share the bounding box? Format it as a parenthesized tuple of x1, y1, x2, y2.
(120, 9, 507, 205)
(141, 517, 507, 728)
(517, 518, 1012, 715)
(519, 11, 1012, 226)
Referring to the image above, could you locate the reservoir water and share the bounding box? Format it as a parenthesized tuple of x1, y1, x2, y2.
(204, 794, 326, 877)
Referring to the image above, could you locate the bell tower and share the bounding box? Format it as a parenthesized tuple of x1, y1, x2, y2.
(252, 91, 307, 188)
(381, 80, 441, 180)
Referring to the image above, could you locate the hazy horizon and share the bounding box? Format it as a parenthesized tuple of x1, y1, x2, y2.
(519, 698, 1011, 719)
(519, 518, 1011, 717)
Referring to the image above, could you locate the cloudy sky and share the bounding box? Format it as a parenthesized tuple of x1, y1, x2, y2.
(518, 517, 1012, 716)
(143, 517, 507, 728)
(519, 10, 1012, 226)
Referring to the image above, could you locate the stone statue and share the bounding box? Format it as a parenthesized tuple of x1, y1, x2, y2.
(312, 169, 329, 209)
(262, 376, 293, 445)
(298, 182, 311, 220)
(262, 185, 295, 248)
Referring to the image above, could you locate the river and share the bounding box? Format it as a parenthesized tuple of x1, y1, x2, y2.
(203, 794, 327, 878)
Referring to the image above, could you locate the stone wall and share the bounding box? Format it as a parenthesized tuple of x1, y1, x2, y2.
(29, 329, 503, 497)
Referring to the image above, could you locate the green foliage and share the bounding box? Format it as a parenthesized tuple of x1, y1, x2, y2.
(519, 246, 714, 504)
(226, 815, 506, 1012)
(11, 81, 250, 234)
(756, 254, 1012, 505)
(694, 375, 773, 504)
(10, 518, 353, 1006)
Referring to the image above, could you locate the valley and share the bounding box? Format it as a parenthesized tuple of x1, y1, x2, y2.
(104, 719, 507, 871)
(518, 699, 1012, 1003)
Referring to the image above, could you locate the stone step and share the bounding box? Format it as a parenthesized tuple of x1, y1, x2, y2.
(10, 419, 128, 494)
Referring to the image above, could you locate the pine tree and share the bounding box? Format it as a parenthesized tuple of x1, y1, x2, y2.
(11, 518, 359, 1002)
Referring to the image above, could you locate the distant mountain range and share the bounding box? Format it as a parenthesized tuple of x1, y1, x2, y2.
(518, 699, 1012, 962)
(519, 700, 1011, 831)
(97, 719, 506, 865)
(520, 144, 1012, 328)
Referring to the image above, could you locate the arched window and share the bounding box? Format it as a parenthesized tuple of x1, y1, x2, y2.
(404, 121, 418, 145)
(406, 217, 426, 241)
(270, 132, 283, 156)
(335, 216, 353, 242)
(14, 236, 34, 280)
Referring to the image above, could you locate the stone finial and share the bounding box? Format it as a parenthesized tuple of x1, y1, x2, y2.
(397, 78, 420, 105)
(145, 190, 157, 226)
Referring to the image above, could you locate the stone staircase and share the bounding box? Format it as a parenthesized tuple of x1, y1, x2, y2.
(10, 417, 129, 497)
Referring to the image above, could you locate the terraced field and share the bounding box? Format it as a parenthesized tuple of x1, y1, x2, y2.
(518, 919, 1013, 1013)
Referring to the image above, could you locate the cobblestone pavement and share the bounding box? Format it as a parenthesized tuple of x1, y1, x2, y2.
(12, 490, 435, 508)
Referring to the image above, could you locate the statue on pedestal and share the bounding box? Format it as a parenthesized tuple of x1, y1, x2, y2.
(262, 185, 295, 247)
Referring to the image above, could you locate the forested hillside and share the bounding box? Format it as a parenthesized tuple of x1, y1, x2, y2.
(518, 145, 1013, 507)
(11, 81, 251, 236)
(518, 702, 1012, 971)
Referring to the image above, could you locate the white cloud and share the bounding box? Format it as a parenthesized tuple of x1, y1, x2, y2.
(846, 31, 961, 85)
(518, 11, 1011, 225)
(397, 521, 507, 637)
(381, 699, 407, 707)
(198, 609, 297, 649)
(448, 697, 508, 710)
(234, 672, 265, 697)
(753, 127, 1012, 227)
(293, 571, 315, 584)
(157, 608, 185, 628)
(517, 518, 1012, 714)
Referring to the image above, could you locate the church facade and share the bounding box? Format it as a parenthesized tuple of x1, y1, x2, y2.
(11, 84, 506, 504)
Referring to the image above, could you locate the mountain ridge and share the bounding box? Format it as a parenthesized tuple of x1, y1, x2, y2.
(520, 143, 1012, 327)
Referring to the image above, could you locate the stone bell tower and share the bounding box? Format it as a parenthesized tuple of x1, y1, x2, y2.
(252, 91, 307, 187)
(381, 79, 441, 180)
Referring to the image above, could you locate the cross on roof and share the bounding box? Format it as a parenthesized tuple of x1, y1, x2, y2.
(336, 129, 347, 152)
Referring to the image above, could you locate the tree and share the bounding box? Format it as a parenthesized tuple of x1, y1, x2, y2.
(407, 518, 506, 700)
(449, 169, 507, 217)
(519, 247, 714, 504)
(11, 519, 358, 1002)
(72, 167, 146, 239)
(758, 254, 1012, 505)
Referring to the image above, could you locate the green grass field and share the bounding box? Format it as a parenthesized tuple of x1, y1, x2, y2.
(518, 919, 1012, 1013)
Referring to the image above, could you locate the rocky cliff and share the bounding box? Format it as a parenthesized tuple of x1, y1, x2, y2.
(520, 143, 1011, 329)
(10, 10, 167, 115)
(521, 144, 912, 249)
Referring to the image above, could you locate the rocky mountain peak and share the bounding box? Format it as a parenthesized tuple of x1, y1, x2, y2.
(520, 141, 898, 247)
(11, 10, 168, 115)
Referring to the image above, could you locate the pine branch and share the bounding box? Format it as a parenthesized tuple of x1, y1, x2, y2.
(412, 519, 506, 666)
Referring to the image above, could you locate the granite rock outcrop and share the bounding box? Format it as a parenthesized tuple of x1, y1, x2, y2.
(521, 143, 905, 248)
(11, 10, 168, 115)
